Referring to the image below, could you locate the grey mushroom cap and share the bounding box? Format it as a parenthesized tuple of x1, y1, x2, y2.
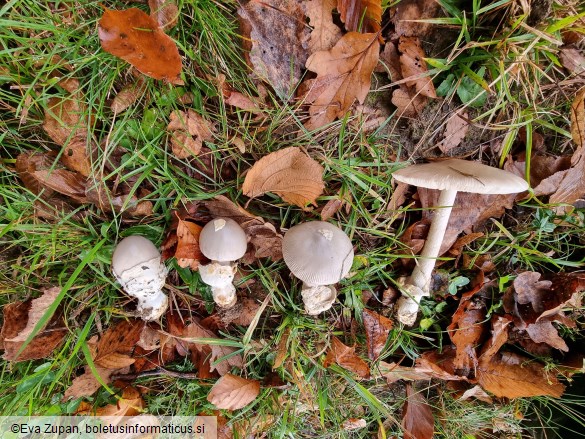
(112, 235, 161, 276)
(392, 159, 529, 194)
(199, 218, 248, 262)
(283, 221, 354, 286)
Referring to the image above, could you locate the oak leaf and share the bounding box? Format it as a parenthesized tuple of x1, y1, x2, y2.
(362, 309, 393, 361)
(305, 0, 342, 52)
(324, 336, 370, 378)
(98, 8, 182, 83)
(242, 147, 324, 209)
(304, 32, 380, 129)
(401, 384, 435, 439)
(337, 0, 382, 33)
(167, 110, 214, 159)
(207, 374, 260, 410)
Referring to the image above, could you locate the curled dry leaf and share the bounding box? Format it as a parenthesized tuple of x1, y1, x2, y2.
(168, 110, 214, 159)
(175, 217, 205, 270)
(398, 36, 436, 99)
(337, 0, 382, 33)
(149, 0, 179, 30)
(305, 0, 342, 52)
(238, 0, 309, 98)
(362, 309, 393, 361)
(324, 336, 370, 379)
(304, 32, 380, 130)
(438, 110, 469, 153)
(98, 8, 182, 83)
(242, 147, 325, 209)
(401, 384, 435, 439)
(110, 78, 147, 113)
(459, 385, 493, 404)
(1, 287, 67, 362)
(207, 374, 261, 411)
(320, 198, 343, 221)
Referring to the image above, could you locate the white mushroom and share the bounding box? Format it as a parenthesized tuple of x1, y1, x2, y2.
(282, 221, 354, 315)
(198, 218, 248, 308)
(112, 235, 168, 321)
(392, 159, 529, 326)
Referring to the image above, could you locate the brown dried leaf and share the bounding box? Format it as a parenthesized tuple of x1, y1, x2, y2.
(149, 0, 179, 30)
(93, 320, 144, 369)
(401, 384, 435, 439)
(560, 47, 585, 79)
(304, 32, 380, 129)
(416, 348, 471, 382)
(362, 309, 393, 361)
(207, 374, 261, 411)
(242, 147, 324, 209)
(459, 385, 493, 404)
(337, 0, 382, 33)
(98, 8, 182, 83)
(477, 351, 565, 398)
(526, 320, 568, 352)
(378, 361, 434, 384)
(514, 271, 552, 314)
(33, 169, 88, 203)
(221, 298, 262, 326)
(305, 0, 342, 52)
(320, 198, 343, 221)
(63, 367, 114, 400)
(238, 0, 309, 98)
(393, 0, 443, 38)
(273, 327, 290, 369)
(110, 78, 147, 113)
(438, 111, 469, 153)
(342, 418, 367, 430)
(398, 36, 436, 98)
(137, 325, 162, 351)
(325, 337, 370, 379)
(1, 288, 67, 362)
(175, 218, 204, 270)
(391, 86, 428, 118)
(94, 386, 145, 417)
(168, 110, 214, 159)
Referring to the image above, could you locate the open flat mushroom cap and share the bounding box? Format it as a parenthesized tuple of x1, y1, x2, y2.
(392, 159, 529, 194)
(112, 235, 161, 276)
(283, 221, 354, 286)
(199, 217, 248, 262)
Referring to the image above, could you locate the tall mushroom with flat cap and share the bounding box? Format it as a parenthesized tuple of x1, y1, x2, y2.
(392, 159, 529, 325)
(283, 221, 354, 315)
(198, 217, 248, 308)
(112, 235, 168, 321)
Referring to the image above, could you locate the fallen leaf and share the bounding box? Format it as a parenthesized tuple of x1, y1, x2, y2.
(220, 297, 262, 326)
(320, 198, 343, 221)
(92, 320, 144, 369)
(238, 0, 309, 98)
(110, 78, 147, 113)
(98, 8, 182, 83)
(398, 36, 436, 98)
(401, 384, 435, 439)
(393, 0, 443, 38)
(175, 217, 205, 270)
(137, 325, 162, 351)
(513, 271, 553, 315)
(304, 32, 380, 129)
(149, 0, 179, 30)
(64, 367, 115, 400)
(305, 0, 342, 52)
(342, 418, 367, 430)
(560, 47, 585, 79)
(324, 336, 370, 379)
(94, 385, 146, 417)
(1, 288, 67, 362)
(337, 0, 382, 33)
(378, 361, 435, 383)
(391, 85, 428, 117)
(416, 348, 470, 382)
(168, 110, 214, 159)
(362, 309, 393, 361)
(32, 168, 88, 203)
(438, 110, 469, 153)
(459, 385, 493, 404)
(242, 147, 325, 209)
(272, 328, 291, 369)
(207, 374, 260, 410)
(43, 78, 92, 177)
(525, 320, 568, 352)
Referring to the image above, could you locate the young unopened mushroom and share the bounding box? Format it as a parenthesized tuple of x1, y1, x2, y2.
(392, 159, 529, 325)
(112, 235, 168, 321)
(283, 221, 354, 315)
(198, 217, 248, 308)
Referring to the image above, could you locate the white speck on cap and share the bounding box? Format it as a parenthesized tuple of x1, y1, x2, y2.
(283, 221, 354, 286)
(392, 159, 529, 194)
(199, 217, 248, 262)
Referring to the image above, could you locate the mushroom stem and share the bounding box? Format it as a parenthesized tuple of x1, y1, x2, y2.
(135, 291, 169, 321)
(301, 283, 337, 315)
(397, 188, 457, 326)
(199, 261, 238, 308)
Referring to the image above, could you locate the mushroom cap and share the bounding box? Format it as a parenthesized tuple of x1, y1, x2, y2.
(199, 218, 248, 262)
(112, 235, 161, 276)
(392, 159, 529, 194)
(283, 221, 354, 286)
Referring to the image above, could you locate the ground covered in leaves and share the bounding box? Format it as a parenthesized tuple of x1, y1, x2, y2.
(1, 0, 585, 437)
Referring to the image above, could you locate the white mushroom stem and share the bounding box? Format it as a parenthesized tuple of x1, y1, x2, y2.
(397, 188, 458, 326)
(135, 293, 169, 321)
(199, 261, 238, 308)
(301, 283, 337, 315)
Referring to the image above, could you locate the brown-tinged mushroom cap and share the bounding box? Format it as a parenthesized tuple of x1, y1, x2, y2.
(392, 159, 529, 194)
(199, 217, 247, 262)
(112, 235, 161, 276)
(283, 221, 354, 286)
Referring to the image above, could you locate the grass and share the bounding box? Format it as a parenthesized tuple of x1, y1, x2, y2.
(1, 0, 585, 436)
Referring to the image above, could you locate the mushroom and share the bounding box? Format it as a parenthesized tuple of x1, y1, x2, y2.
(198, 217, 248, 308)
(282, 221, 354, 315)
(112, 235, 168, 321)
(392, 158, 529, 325)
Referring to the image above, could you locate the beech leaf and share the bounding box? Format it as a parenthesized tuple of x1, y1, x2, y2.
(398, 36, 437, 99)
(324, 336, 370, 379)
(401, 384, 435, 439)
(98, 8, 182, 83)
(362, 309, 393, 361)
(207, 374, 261, 410)
(242, 147, 324, 209)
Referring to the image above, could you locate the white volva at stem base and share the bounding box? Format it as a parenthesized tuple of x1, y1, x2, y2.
(396, 188, 458, 326)
(136, 291, 169, 321)
(301, 283, 337, 315)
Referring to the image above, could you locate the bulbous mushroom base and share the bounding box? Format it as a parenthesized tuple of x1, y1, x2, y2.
(301, 284, 337, 315)
(136, 292, 169, 321)
(396, 283, 428, 326)
(199, 261, 238, 308)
